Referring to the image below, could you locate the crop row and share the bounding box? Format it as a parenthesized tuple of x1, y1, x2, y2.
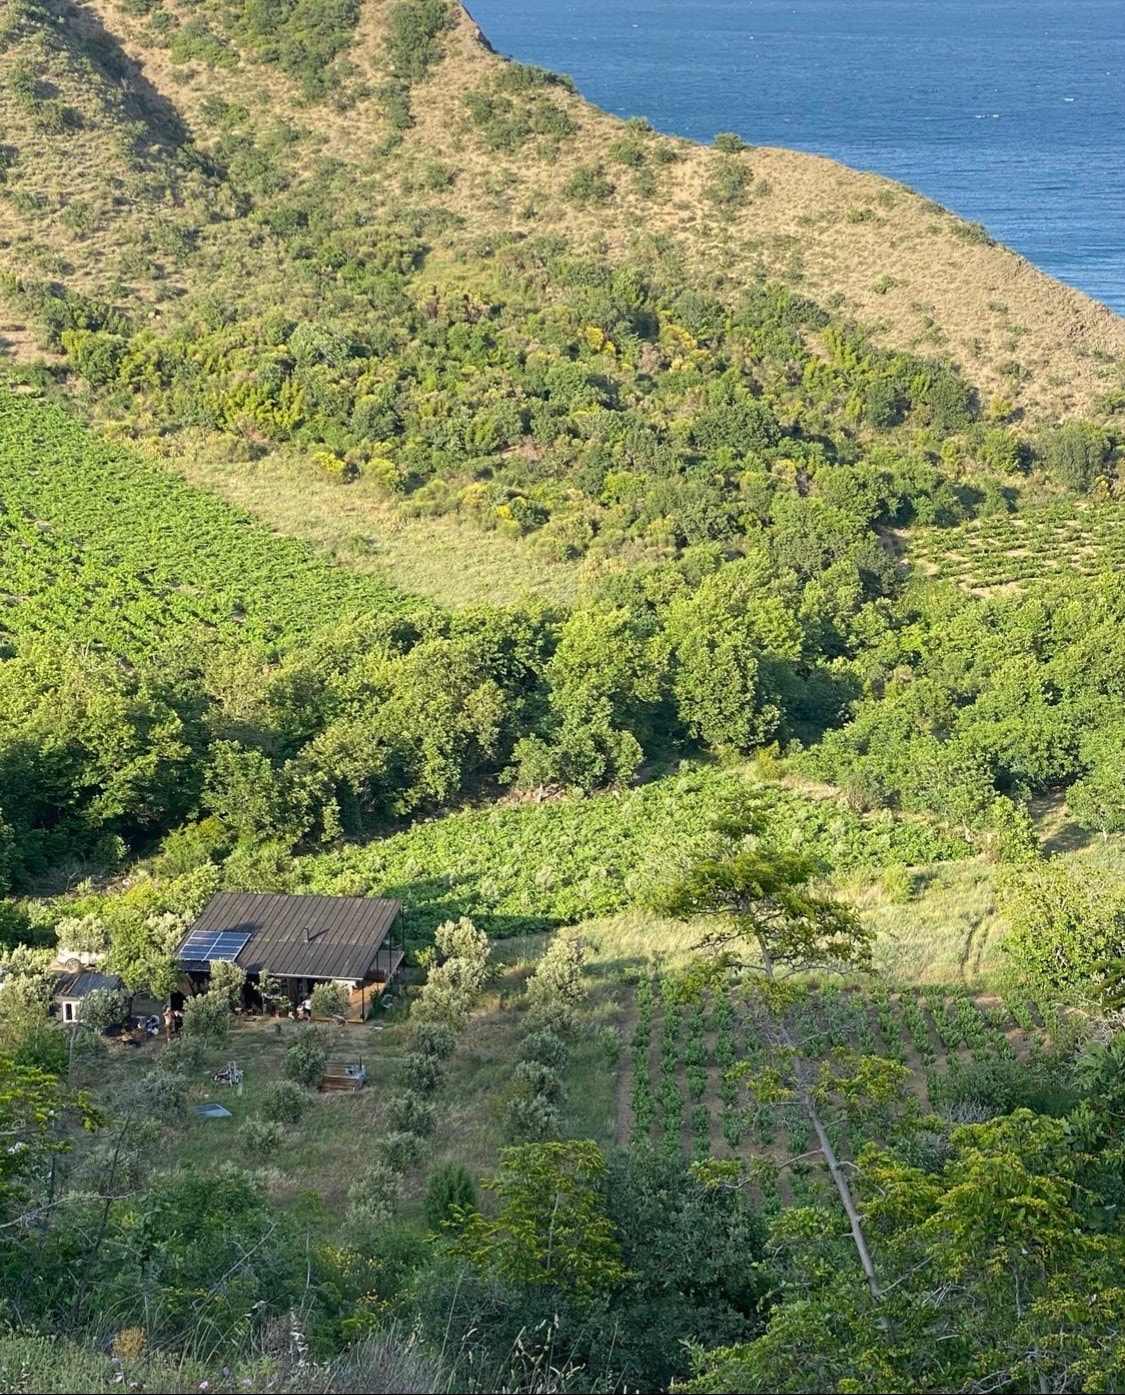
(626, 977, 1051, 1162)
(0, 395, 410, 660)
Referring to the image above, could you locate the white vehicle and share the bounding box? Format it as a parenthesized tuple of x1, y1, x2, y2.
(54, 913, 110, 973)
(55, 946, 106, 973)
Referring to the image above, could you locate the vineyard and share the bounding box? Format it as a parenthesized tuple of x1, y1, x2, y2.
(624, 973, 1064, 1204)
(302, 764, 974, 941)
(909, 501, 1125, 591)
(0, 395, 411, 659)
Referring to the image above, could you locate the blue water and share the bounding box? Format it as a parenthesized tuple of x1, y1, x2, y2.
(467, 0, 1125, 315)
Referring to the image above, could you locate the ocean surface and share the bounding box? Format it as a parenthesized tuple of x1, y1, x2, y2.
(466, 0, 1125, 316)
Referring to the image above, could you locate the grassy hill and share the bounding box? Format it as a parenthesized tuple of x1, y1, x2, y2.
(1, 0, 1122, 419)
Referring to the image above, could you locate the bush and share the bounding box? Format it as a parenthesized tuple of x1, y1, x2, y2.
(385, 0, 450, 81)
(377, 1129, 430, 1173)
(384, 1092, 437, 1137)
(410, 1021, 456, 1060)
(161, 1035, 205, 1075)
(209, 959, 247, 1010)
(259, 1079, 306, 1124)
(526, 936, 587, 1023)
(704, 155, 751, 207)
(282, 1027, 330, 1087)
(563, 165, 614, 204)
(310, 981, 349, 1018)
(504, 1094, 560, 1142)
(517, 1028, 569, 1071)
(402, 1051, 445, 1095)
(240, 1117, 284, 1156)
(182, 990, 230, 1044)
(512, 1059, 563, 1104)
(347, 1160, 402, 1224)
(1038, 422, 1115, 493)
(79, 987, 129, 1032)
(714, 131, 748, 153)
(133, 1069, 188, 1123)
(424, 1162, 477, 1231)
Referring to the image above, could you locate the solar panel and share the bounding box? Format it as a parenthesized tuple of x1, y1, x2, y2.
(179, 930, 251, 964)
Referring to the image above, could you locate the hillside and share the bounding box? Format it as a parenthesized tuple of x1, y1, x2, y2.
(0, 1, 1120, 613)
(7, 6, 1125, 1394)
(0, 0, 1122, 421)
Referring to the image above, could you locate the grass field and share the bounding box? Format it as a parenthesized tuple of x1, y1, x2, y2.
(168, 440, 581, 609)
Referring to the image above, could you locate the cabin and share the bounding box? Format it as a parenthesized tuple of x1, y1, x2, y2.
(176, 892, 404, 1022)
(54, 970, 125, 1024)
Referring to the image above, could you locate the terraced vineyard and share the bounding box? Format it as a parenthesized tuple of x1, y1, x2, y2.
(909, 501, 1125, 591)
(625, 974, 1060, 1208)
(0, 394, 412, 659)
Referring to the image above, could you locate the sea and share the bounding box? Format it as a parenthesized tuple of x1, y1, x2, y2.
(466, 0, 1125, 316)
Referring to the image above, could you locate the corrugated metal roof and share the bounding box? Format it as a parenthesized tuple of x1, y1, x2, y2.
(55, 971, 124, 999)
(178, 892, 401, 981)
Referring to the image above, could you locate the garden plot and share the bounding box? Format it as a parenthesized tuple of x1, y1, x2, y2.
(622, 974, 1061, 1208)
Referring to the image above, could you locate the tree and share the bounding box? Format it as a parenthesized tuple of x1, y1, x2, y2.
(688, 1111, 1125, 1393)
(78, 987, 128, 1033)
(424, 1162, 477, 1232)
(657, 843, 882, 1297)
(1068, 733, 1125, 837)
(412, 917, 491, 1032)
(208, 959, 246, 1011)
(281, 1026, 329, 1087)
(453, 1141, 626, 1303)
(525, 934, 587, 1030)
(0, 1057, 75, 1225)
(1000, 860, 1125, 1003)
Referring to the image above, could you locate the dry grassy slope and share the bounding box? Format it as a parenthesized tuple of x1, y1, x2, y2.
(2, 0, 1123, 422)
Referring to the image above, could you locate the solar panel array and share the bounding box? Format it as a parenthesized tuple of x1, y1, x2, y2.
(179, 929, 251, 964)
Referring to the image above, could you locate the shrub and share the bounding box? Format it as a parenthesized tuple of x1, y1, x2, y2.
(282, 1027, 330, 1087)
(704, 155, 751, 207)
(161, 1035, 205, 1075)
(526, 936, 587, 1023)
(402, 1051, 445, 1095)
(512, 1059, 563, 1104)
(259, 1079, 306, 1124)
(714, 131, 748, 153)
(209, 959, 247, 1010)
(517, 1028, 569, 1071)
(377, 1129, 429, 1173)
(310, 981, 349, 1018)
(385, 0, 451, 81)
(347, 1160, 402, 1224)
(240, 1118, 284, 1156)
(133, 1069, 188, 1123)
(182, 990, 230, 1044)
(410, 1021, 456, 1060)
(504, 1094, 560, 1142)
(384, 1092, 437, 1137)
(424, 1162, 477, 1231)
(563, 165, 614, 204)
(1039, 422, 1115, 493)
(412, 917, 491, 1031)
(79, 987, 129, 1032)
